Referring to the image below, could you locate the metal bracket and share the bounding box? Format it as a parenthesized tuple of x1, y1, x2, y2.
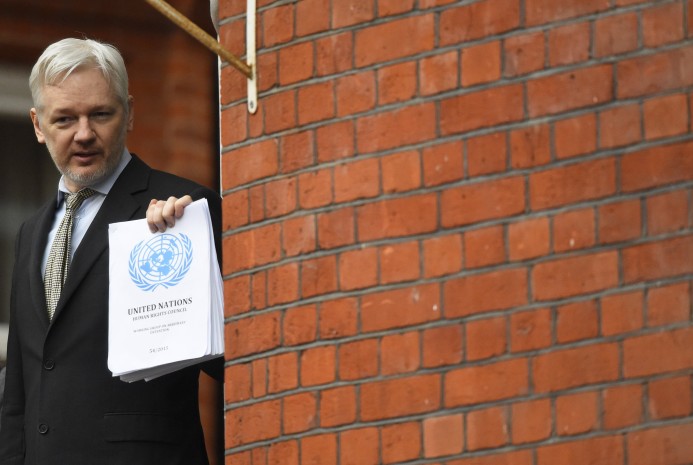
(144, 0, 257, 114)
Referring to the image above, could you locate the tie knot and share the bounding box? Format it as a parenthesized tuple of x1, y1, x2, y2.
(65, 188, 96, 212)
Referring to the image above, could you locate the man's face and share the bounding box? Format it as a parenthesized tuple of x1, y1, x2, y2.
(30, 67, 133, 192)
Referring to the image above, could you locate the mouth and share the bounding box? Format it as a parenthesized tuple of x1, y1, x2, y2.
(72, 151, 101, 162)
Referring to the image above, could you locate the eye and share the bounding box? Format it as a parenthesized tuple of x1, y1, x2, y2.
(92, 111, 113, 120)
(53, 116, 74, 125)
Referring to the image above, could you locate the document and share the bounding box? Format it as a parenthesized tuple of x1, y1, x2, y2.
(107, 198, 224, 382)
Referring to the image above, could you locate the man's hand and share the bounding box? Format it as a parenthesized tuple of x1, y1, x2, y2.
(146, 195, 193, 233)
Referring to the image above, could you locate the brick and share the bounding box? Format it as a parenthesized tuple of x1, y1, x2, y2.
(320, 386, 356, 427)
(378, 61, 418, 104)
(316, 32, 353, 76)
(440, 0, 520, 44)
(297, 81, 335, 125)
(220, 103, 247, 146)
(226, 399, 281, 447)
(262, 87, 296, 134)
(648, 282, 690, 327)
(441, 84, 524, 134)
(530, 158, 616, 210)
(283, 392, 317, 434)
(510, 308, 552, 352)
(252, 359, 267, 398)
(362, 283, 440, 332)
(296, 0, 329, 37)
(339, 247, 378, 291)
(378, 0, 415, 16)
(280, 131, 314, 174)
(318, 207, 355, 249)
(224, 275, 251, 317)
(532, 251, 618, 301)
(381, 331, 420, 376)
(336, 70, 376, 116)
(301, 255, 338, 298)
(445, 268, 527, 317)
(316, 120, 355, 162)
(556, 300, 598, 343)
(222, 140, 279, 190)
(467, 407, 509, 451)
(226, 312, 281, 359)
(422, 141, 464, 187)
(552, 208, 596, 253)
(548, 22, 590, 66)
(603, 384, 643, 430)
(504, 32, 544, 77)
(594, 12, 638, 57)
(617, 46, 693, 98)
(442, 176, 525, 227)
(464, 226, 506, 269)
(510, 124, 551, 169)
(423, 234, 463, 278)
(355, 14, 434, 67)
(533, 343, 619, 392)
(420, 50, 459, 96)
(537, 435, 623, 465)
(380, 240, 420, 284)
(225, 363, 251, 403)
(257, 51, 279, 94)
(283, 215, 316, 258)
(511, 398, 551, 444)
(600, 104, 642, 148)
(357, 193, 438, 241)
(262, 4, 294, 47)
(223, 189, 249, 230)
(623, 327, 693, 378)
(622, 236, 693, 283)
(466, 316, 507, 361)
(300, 345, 336, 387)
(332, 0, 374, 28)
(648, 376, 691, 419)
(643, 93, 689, 140)
(361, 373, 441, 421)
(301, 433, 337, 465)
(526, 0, 609, 25)
(601, 291, 644, 336)
(508, 217, 550, 261)
(283, 304, 317, 346)
(357, 103, 436, 153)
(249, 185, 264, 223)
(299, 169, 332, 210)
(422, 324, 464, 368)
(467, 131, 507, 177)
(339, 339, 379, 380)
(319, 297, 358, 340)
(642, 2, 684, 48)
(268, 440, 299, 465)
(268, 352, 298, 394)
(279, 41, 314, 85)
(627, 423, 693, 465)
(621, 141, 693, 192)
(267, 262, 299, 306)
(339, 428, 379, 465)
(265, 177, 297, 219)
(251, 271, 267, 311)
(382, 150, 421, 194)
(556, 391, 599, 436)
(446, 359, 528, 406)
(527, 65, 612, 117)
(647, 189, 689, 235)
(462, 40, 501, 86)
(447, 451, 533, 465)
(226, 451, 250, 465)
(598, 199, 642, 244)
(423, 414, 463, 457)
(382, 422, 421, 464)
(553, 113, 597, 159)
(334, 158, 380, 203)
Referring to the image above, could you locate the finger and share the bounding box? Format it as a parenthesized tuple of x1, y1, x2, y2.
(162, 196, 178, 227)
(174, 195, 193, 218)
(147, 199, 168, 233)
(146, 199, 160, 233)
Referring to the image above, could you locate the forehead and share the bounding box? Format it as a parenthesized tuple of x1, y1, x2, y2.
(41, 68, 118, 111)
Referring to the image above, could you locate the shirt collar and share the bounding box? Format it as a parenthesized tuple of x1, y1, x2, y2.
(56, 149, 132, 205)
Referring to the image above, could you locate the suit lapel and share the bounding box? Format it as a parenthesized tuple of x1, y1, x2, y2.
(28, 201, 58, 329)
(51, 156, 151, 322)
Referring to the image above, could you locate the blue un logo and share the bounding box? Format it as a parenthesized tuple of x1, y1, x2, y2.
(129, 233, 193, 291)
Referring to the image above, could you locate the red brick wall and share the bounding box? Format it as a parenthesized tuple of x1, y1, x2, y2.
(219, 0, 693, 463)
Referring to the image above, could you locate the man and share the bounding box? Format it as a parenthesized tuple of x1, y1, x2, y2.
(0, 38, 223, 464)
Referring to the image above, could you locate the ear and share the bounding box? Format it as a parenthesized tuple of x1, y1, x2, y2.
(30, 108, 46, 144)
(126, 95, 134, 132)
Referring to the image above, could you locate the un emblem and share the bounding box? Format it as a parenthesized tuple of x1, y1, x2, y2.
(129, 233, 193, 291)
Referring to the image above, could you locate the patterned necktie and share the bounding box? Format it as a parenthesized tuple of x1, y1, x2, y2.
(45, 188, 96, 320)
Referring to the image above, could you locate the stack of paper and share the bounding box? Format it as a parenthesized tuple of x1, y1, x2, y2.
(107, 199, 224, 382)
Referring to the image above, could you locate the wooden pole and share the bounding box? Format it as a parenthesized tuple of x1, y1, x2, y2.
(143, 0, 252, 79)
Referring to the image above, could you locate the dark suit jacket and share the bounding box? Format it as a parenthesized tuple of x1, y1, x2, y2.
(0, 155, 222, 465)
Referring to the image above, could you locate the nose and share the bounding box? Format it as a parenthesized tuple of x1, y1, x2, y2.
(74, 117, 95, 143)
